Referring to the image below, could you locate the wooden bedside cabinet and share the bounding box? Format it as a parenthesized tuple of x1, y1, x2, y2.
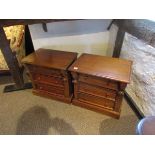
(22, 48, 77, 103)
(69, 53, 132, 119)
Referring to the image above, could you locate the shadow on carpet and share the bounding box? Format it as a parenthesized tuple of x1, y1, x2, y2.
(16, 106, 77, 135)
(99, 115, 138, 135)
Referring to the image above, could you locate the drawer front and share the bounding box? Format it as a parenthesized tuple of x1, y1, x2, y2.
(32, 73, 64, 87)
(26, 64, 62, 77)
(79, 74, 118, 90)
(35, 83, 64, 95)
(79, 82, 116, 100)
(78, 92, 115, 110)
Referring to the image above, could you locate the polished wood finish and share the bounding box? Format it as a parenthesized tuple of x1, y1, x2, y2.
(22, 49, 77, 103)
(79, 74, 118, 90)
(69, 53, 132, 118)
(22, 48, 78, 70)
(69, 53, 132, 83)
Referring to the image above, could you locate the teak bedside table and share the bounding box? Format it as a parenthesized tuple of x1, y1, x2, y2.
(69, 53, 132, 118)
(22, 48, 78, 103)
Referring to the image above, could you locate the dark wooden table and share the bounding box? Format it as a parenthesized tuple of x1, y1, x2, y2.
(0, 19, 80, 92)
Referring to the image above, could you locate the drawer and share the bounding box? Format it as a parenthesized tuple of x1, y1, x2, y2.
(35, 83, 64, 95)
(78, 92, 115, 110)
(32, 73, 64, 87)
(78, 82, 116, 100)
(79, 74, 118, 90)
(26, 64, 62, 77)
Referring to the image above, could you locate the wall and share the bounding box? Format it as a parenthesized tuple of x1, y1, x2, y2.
(121, 33, 155, 116)
(29, 19, 112, 56)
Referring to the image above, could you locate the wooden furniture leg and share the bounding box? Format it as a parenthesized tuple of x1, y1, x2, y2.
(112, 28, 125, 58)
(0, 27, 32, 92)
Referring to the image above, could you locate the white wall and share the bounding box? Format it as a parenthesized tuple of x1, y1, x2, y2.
(29, 19, 112, 56)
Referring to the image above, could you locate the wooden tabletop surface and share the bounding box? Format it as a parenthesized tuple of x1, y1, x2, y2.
(69, 53, 132, 83)
(22, 48, 78, 70)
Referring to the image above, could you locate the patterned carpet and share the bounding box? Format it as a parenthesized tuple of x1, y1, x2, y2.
(0, 76, 139, 135)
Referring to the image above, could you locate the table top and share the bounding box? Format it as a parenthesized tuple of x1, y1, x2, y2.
(69, 53, 132, 83)
(22, 48, 78, 70)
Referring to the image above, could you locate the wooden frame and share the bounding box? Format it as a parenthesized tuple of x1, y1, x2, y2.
(112, 19, 155, 57)
(0, 27, 24, 88)
(0, 69, 10, 75)
(0, 19, 82, 92)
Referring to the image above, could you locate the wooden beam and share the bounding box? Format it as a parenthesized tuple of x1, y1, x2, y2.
(0, 27, 24, 88)
(0, 69, 10, 75)
(25, 25, 34, 55)
(114, 19, 155, 48)
(0, 19, 83, 27)
(107, 19, 115, 30)
(42, 23, 48, 32)
(112, 27, 125, 57)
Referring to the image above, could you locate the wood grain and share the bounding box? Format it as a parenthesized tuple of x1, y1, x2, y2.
(70, 53, 132, 119)
(22, 48, 77, 70)
(22, 49, 78, 103)
(69, 53, 132, 83)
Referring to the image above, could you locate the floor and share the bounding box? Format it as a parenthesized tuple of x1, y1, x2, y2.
(0, 76, 139, 135)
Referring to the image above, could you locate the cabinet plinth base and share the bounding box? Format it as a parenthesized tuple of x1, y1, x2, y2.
(72, 99, 120, 119)
(33, 89, 72, 104)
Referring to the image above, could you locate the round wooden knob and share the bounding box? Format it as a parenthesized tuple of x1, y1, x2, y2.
(63, 78, 67, 82)
(40, 87, 42, 90)
(72, 80, 77, 83)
